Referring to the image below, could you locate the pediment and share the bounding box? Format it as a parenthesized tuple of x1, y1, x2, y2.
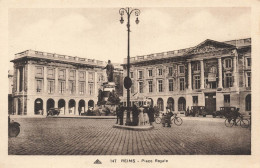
(187, 39, 235, 55)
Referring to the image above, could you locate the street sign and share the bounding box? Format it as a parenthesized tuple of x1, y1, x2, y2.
(124, 77, 132, 89)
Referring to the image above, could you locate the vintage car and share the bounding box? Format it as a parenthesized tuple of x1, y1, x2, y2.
(212, 107, 239, 118)
(47, 108, 60, 116)
(185, 106, 207, 117)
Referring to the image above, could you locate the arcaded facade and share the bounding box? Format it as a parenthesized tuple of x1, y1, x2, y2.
(11, 50, 123, 116)
(122, 38, 251, 115)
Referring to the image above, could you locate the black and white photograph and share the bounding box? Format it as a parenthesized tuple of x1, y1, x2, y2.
(1, 0, 260, 168)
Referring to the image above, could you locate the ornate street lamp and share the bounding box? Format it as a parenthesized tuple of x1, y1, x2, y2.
(119, 7, 140, 126)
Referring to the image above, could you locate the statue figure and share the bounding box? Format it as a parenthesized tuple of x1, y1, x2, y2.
(104, 60, 114, 82)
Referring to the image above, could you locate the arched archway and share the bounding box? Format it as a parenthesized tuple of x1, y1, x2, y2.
(34, 98, 43, 115)
(69, 99, 76, 114)
(47, 99, 55, 112)
(88, 100, 94, 108)
(178, 97, 186, 111)
(245, 94, 251, 111)
(58, 99, 66, 115)
(79, 100, 85, 115)
(167, 97, 174, 111)
(157, 98, 164, 111)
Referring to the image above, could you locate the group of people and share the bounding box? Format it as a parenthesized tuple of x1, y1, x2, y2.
(115, 103, 156, 126)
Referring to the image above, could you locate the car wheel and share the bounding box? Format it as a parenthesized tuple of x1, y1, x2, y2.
(220, 115, 223, 118)
(203, 115, 206, 117)
(212, 115, 216, 118)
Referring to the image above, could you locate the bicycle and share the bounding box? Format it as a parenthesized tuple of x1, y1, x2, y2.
(224, 115, 249, 128)
(171, 114, 183, 126)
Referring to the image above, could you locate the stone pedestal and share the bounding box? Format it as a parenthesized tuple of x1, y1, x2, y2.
(102, 82, 116, 101)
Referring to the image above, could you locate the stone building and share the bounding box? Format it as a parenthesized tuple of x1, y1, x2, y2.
(121, 38, 251, 115)
(10, 50, 123, 116)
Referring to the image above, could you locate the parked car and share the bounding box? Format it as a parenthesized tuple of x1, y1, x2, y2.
(212, 107, 239, 118)
(47, 108, 60, 116)
(185, 106, 207, 117)
(8, 115, 20, 137)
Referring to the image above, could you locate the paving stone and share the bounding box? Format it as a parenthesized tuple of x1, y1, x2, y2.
(8, 117, 251, 155)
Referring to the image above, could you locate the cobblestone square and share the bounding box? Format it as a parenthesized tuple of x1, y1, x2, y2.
(8, 117, 251, 155)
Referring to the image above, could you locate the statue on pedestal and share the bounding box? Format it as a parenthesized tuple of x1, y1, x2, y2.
(104, 60, 114, 82)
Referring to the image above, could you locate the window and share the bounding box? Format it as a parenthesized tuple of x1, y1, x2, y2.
(225, 73, 233, 87)
(224, 95, 230, 106)
(98, 73, 103, 82)
(194, 75, 200, 89)
(139, 82, 143, 93)
(79, 71, 85, 81)
(158, 80, 163, 92)
(88, 72, 94, 81)
(180, 77, 185, 91)
(59, 81, 65, 93)
(47, 68, 55, 78)
(131, 84, 134, 93)
(148, 69, 153, 77)
(47, 80, 54, 93)
(247, 58, 251, 67)
(36, 67, 43, 77)
(130, 72, 134, 78)
(89, 83, 94, 95)
(169, 79, 174, 91)
(79, 82, 85, 95)
(179, 65, 185, 74)
(59, 69, 66, 79)
(158, 68, 163, 76)
(168, 67, 173, 76)
(69, 81, 76, 94)
(36, 79, 43, 93)
(194, 62, 200, 71)
(246, 72, 251, 87)
(193, 96, 198, 105)
(148, 81, 153, 93)
(69, 70, 75, 80)
(138, 71, 143, 79)
(225, 59, 232, 68)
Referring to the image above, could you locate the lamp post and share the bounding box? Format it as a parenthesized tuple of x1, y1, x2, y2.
(119, 7, 140, 125)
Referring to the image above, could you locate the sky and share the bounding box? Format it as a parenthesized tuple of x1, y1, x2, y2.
(8, 7, 250, 67)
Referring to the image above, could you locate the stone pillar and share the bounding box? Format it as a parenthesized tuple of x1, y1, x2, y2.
(17, 68, 20, 92)
(75, 69, 79, 95)
(44, 66, 47, 93)
(188, 61, 192, 90)
(66, 69, 69, 95)
(233, 56, 238, 87)
(75, 100, 79, 115)
(65, 99, 69, 115)
(55, 68, 59, 93)
(218, 58, 223, 88)
(200, 60, 204, 89)
(22, 66, 25, 115)
(94, 71, 98, 96)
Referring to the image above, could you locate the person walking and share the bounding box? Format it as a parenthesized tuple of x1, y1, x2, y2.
(143, 106, 149, 125)
(132, 103, 139, 126)
(138, 105, 145, 126)
(148, 105, 155, 126)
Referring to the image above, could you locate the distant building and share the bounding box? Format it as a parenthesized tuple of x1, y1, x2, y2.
(10, 50, 123, 116)
(121, 38, 251, 115)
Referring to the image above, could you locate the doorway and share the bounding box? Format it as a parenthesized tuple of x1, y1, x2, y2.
(205, 93, 216, 114)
